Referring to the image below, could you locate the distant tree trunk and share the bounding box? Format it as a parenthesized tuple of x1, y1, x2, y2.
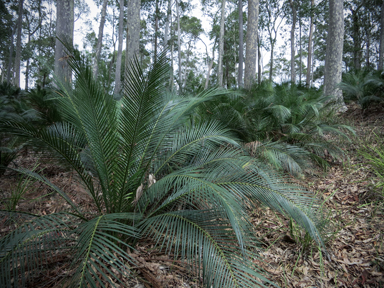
(54, 0, 74, 85)
(94, 0, 108, 79)
(306, 0, 314, 87)
(379, 0, 384, 70)
(257, 35, 261, 84)
(244, 0, 259, 88)
(205, 40, 216, 89)
(366, 25, 370, 68)
(238, 0, 244, 87)
(324, 0, 347, 112)
(289, 0, 296, 84)
(14, 0, 24, 88)
(217, 0, 226, 87)
(6, 25, 16, 84)
(176, 0, 182, 93)
(299, 20, 302, 83)
(154, 0, 159, 63)
(125, 0, 141, 70)
(114, 0, 125, 96)
(164, 0, 172, 49)
(269, 42, 274, 82)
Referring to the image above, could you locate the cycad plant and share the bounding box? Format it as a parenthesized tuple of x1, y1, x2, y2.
(339, 70, 384, 109)
(198, 82, 353, 175)
(1, 51, 324, 287)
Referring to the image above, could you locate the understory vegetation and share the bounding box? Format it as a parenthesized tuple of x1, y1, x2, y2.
(0, 52, 383, 287)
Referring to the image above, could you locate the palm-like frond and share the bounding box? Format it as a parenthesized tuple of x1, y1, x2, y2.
(0, 49, 326, 287)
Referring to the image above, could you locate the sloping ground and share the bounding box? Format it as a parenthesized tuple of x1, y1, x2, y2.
(0, 103, 383, 287)
(256, 103, 384, 287)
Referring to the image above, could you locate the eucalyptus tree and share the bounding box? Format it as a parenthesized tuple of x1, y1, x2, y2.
(244, 0, 259, 88)
(13, 0, 24, 88)
(289, 0, 297, 83)
(306, 0, 314, 87)
(125, 0, 141, 71)
(324, 0, 347, 112)
(238, 0, 244, 87)
(217, 0, 226, 87)
(114, 0, 125, 96)
(259, 0, 285, 82)
(54, 0, 74, 85)
(93, 0, 108, 79)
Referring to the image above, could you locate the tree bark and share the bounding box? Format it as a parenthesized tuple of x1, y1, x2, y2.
(289, 0, 296, 84)
(238, 0, 244, 87)
(6, 25, 16, 84)
(154, 0, 159, 63)
(244, 0, 259, 89)
(164, 0, 172, 49)
(114, 0, 125, 96)
(306, 0, 314, 87)
(176, 0, 182, 93)
(257, 35, 261, 84)
(324, 0, 347, 112)
(14, 0, 24, 88)
(54, 0, 74, 86)
(217, 0, 226, 87)
(379, 0, 384, 70)
(125, 0, 141, 70)
(93, 0, 108, 79)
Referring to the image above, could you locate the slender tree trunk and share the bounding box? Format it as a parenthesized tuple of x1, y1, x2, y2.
(269, 42, 274, 82)
(205, 40, 216, 89)
(366, 26, 370, 68)
(289, 0, 296, 84)
(154, 0, 159, 63)
(170, 39, 174, 91)
(125, 0, 141, 69)
(114, 0, 125, 96)
(14, 0, 24, 87)
(54, 0, 74, 85)
(217, 0, 226, 87)
(324, 0, 347, 112)
(244, 0, 259, 88)
(379, 0, 384, 70)
(306, 0, 314, 87)
(258, 35, 261, 84)
(238, 0, 244, 87)
(164, 0, 172, 49)
(94, 0, 108, 78)
(176, 0, 182, 93)
(299, 20, 302, 84)
(7, 25, 16, 84)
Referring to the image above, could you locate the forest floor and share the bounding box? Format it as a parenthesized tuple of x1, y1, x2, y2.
(1, 102, 384, 288)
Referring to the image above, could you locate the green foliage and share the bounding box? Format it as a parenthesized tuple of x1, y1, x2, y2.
(0, 51, 325, 287)
(198, 82, 354, 176)
(359, 133, 384, 200)
(339, 70, 384, 109)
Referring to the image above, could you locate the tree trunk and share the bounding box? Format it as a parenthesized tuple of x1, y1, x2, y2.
(324, 0, 347, 112)
(94, 0, 108, 79)
(205, 40, 216, 89)
(176, 0, 182, 93)
(306, 0, 314, 87)
(269, 42, 274, 82)
(154, 0, 159, 63)
(258, 35, 261, 84)
(299, 20, 302, 83)
(54, 0, 74, 86)
(244, 0, 259, 88)
(7, 25, 16, 84)
(238, 0, 244, 87)
(14, 0, 24, 88)
(217, 0, 226, 87)
(125, 0, 141, 70)
(289, 0, 296, 84)
(164, 0, 172, 49)
(379, 0, 384, 70)
(114, 0, 125, 96)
